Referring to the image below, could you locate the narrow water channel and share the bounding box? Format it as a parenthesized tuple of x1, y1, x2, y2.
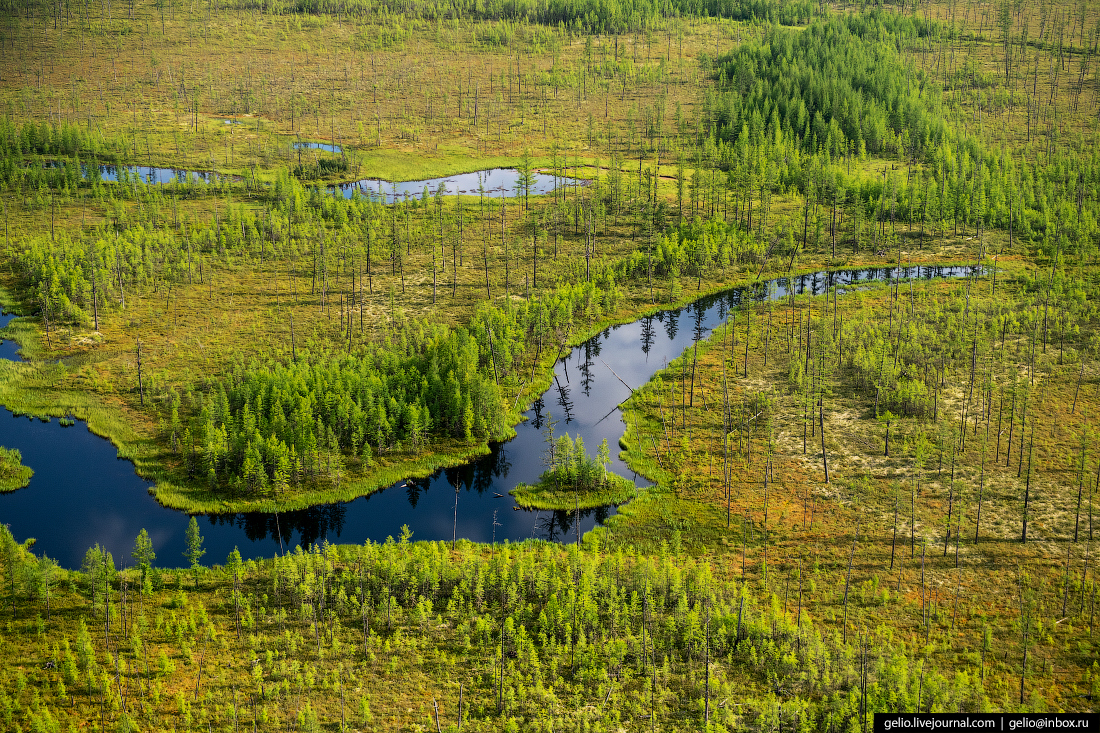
(0, 265, 976, 568)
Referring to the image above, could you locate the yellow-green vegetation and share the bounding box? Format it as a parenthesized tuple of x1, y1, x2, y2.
(511, 431, 637, 510)
(0, 0, 1044, 514)
(511, 472, 638, 510)
(2, 0, 1100, 724)
(0, 445, 32, 491)
(0, 522, 1002, 733)
(0, 155, 921, 516)
(609, 267, 1100, 711)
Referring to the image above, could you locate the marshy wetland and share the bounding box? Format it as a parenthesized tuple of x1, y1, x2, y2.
(1, 0, 1100, 728)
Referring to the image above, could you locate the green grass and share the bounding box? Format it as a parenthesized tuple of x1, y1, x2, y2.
(347, 147, 527, 181)
(0, 341, 515, 514)
(0, 317, 42, 362)
(0, 445, 32, 491)
(0, 0, 1049, 521)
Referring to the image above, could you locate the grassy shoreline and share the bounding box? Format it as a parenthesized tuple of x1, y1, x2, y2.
(0, 445, 32, 491)
(0, 257, 996, 514)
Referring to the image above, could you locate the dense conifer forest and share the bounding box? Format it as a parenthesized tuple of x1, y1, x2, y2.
(0, 0, 1099, 727)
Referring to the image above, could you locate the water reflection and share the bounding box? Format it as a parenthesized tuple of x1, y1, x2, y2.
(534, 506, 611, 544)
(0, 312, 20, 360)
(553, 375, 575, 424)
(0, 264, 978, 567)
(205, 503, 348, 550)
(662, 310, 678, 341)
(578, 343, 595, 396)
(41, 160, 562, 202)
(529, 397, 548, 432)
(335, 168, 565, 203)
(692, 305, 708, 342)
(293, 141, 342, 153)
(640, 316, 656, 358)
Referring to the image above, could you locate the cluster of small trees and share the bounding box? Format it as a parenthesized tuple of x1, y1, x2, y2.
(0, 142, 657, 495)
(0, 524, 997, 731)
(183, 323, 506, 493)
(539, 412, 614, 491)
(717, 14, 944, 160)
(164, 263, 634, 494)
(265, 0, 816, 32)
(699, 13, 1100, 263)
(0, 119, 126, 162)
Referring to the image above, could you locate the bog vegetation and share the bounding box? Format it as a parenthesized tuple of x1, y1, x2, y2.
(0, 0, 1099, 725)
(0, 445, 33, 491)
(0, 522, 997, 733)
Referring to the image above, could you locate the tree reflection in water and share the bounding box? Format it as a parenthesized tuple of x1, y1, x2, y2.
(532, 505, 612, 543)
(202, 439, 522, 551)
(0, 264, 979, 568)
(204, 503, 348, 551)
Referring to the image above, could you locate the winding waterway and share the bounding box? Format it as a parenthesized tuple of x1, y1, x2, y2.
(0, 265, 977, 568)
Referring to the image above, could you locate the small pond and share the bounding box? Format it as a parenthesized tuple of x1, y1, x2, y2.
(293, 141, 343, 154)
(95, 165, 224, 185)
(47, 160, 566, 202)
(334, 168, 565, 202)
(43, 159, 226, 185)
